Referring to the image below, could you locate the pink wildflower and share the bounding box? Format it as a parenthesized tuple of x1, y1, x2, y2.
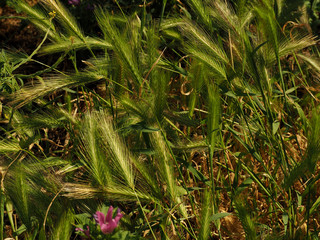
(95, 206, 123, 234)
(75, 225, 90, 238)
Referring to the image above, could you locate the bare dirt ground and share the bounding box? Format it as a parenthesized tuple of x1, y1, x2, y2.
(0, 2, 40, 53)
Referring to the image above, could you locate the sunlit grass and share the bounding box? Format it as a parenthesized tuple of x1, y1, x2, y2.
(0, 0, 319, 239)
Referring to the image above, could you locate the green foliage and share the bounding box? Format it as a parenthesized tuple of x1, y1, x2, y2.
(1, 0, 320, 239)
(285, 108, 320, 188)
(198, 188, 213, 240)
(0, 50, 26, 94)
(234, 199, 257, 240)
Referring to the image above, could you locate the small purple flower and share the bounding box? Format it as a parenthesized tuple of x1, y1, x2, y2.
(95, 206, 123, 234)
(75, 225, 90, 238)
(68, 0, 80, 6)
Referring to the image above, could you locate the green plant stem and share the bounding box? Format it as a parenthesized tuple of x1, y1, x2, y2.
(0, 189, 4, 240)
(134, 192, 157, 240)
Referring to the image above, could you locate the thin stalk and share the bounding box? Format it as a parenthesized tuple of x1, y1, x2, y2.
(134, 191, 157, 240)
(292, 52, 318, 102)
(226, 80, 282, 194)
(15, 52, 67, 79)
(306, 188, 311, 238)
(141, 0, 146, 37)
(181, 152, 199, 221)
(160, 0, 167, 26)
(13, 19, 52, 71)
(287, 188, 292, 238)
(114, 0, 128, 22)
(277, 56, 288, 108)
(81, 87, 90, 111)
(179, 221, 198, 239)
(245, 88, 289, 187)
(208, 143, 215, 205)
(220, 132, 233, 191)
(158, 125, 198, 238)
(240, 161, 284, 212)
(0, 189, 4, 240)
(42, 186, 64, 233)
(70, 50, 78, 73)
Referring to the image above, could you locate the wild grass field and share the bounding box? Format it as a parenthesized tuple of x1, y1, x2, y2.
(0, 0, 320, 239)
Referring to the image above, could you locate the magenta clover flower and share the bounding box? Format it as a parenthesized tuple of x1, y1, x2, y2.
(94, 206, 123, 234)
(75, 225, 90, 238)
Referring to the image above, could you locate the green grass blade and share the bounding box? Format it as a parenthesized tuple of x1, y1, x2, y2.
(234, 199, 257, 240)
(198, 188, 213, 240)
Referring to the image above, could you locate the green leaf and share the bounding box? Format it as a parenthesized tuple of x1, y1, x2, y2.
(285, 86, 299, 95)
(199, 189, 213, 240)
(111, 230, 141, 240)
(176, 186, 188, 196)
(234, 199, 257, 240)
(127, 122, 159, 132)
(308, 195, 320, 216)
(235, 178, 254, 195)
(210, 212, 232, 222)
(38, 227, 46, 240)
(186, 162, 209, 183)
(13, 224, 27, 236)
(6, 200, 15, 236)
(272, 120, 280, 135)
(282, 212, 288, 233)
